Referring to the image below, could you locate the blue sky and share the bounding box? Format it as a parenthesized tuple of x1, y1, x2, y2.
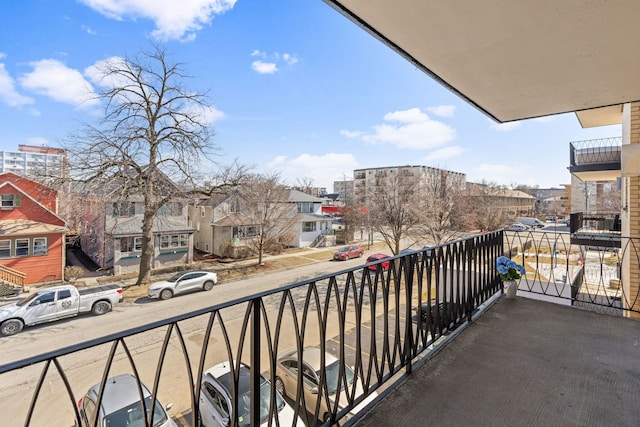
(0, 0, 623, 191)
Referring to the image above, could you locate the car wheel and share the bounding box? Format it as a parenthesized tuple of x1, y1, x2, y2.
(274, 376, 285, 397)
(358, 252, 363, 258)
(203, 280, 214, 291)
(1, 319, 24, 336)
(344, 255, 349, 261)
(92, 301, 111, 315)
(159, 289, 173, 300)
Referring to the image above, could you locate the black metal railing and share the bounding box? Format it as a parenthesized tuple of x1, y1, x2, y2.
(503, 230, 639, 315)
(0, 232, 504, 427)
(3, 229, 638, 427)
(569, 137, 621, 169)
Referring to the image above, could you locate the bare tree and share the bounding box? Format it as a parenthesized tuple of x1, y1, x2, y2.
(293, 176, 315, 195)
(465, 180, 512, 231)
(65, 45, 226, 285)
(237, 173, 298, 265)
(416, 168, 468, 245)
(366, 173, 422, 255)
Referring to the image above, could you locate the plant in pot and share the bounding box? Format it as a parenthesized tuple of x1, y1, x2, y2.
(496, 256, 526, 298)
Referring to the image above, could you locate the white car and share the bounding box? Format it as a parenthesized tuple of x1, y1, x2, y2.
(148, 271, 218, 300)
(505, 222, 528, 232)
(274, 347, 378, 424)
(199, 361, 304, 427)
(77, 373, 177, 427)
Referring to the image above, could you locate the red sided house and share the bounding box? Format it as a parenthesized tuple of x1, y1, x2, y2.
(0, 172, 67, 288)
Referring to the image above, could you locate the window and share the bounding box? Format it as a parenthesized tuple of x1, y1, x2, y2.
(302, 222, 316, 232)
(298, 202, 313, 213)
(58, 289, 72, 300)
(33, 292, 55, 305)
(229, 198, 241, 213)
(15, 239, 29, 257)
(160, 234, 189, 249)
(113, 201, 135, 217)
(33, 237, 47, 255)
(119, 236, 142, 252)
(1, 194, 21, 208)
(201, 207, 206, 217)
(158, 202, 183, 216)
(0, 240, 9, 258)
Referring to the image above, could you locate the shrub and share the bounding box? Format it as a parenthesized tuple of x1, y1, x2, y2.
(64, 265, 85, 281)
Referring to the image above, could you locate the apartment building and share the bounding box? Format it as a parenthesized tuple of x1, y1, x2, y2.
(353, 165, 466, 206)
(0, 145, 66, 179)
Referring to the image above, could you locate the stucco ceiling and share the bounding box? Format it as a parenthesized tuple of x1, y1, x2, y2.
(324, 0, 639, 125)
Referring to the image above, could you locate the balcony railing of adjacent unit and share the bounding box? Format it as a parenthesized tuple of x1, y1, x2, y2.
(1, 230, 639, 427)
(569, 137, 621, 171)
(569, 211, 621, 248)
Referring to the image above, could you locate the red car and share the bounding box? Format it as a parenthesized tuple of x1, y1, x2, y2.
(333, 245, 364, 261)
(366, 253, 391, 271)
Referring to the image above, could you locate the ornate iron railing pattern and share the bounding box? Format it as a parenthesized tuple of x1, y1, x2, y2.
(503, 230, 639, 314)
(3, 230, 638, 427)
(0, 232, 503, 427)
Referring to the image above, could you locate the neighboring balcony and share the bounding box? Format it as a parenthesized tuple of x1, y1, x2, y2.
(1, 231, 639, 426)
(569, 211, 621, 248)
(569, 137, 621, 182)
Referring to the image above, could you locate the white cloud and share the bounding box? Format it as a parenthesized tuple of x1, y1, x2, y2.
(426, 105, 456, 118)
(79, 0, 237, 41)
(267, 153, 358, 190)
(27, 137, 49, 146)
(357, 107, 456, 150)
(19, 59, 98, 108)
(81, 25, 97, 35)
(489, 120, 521, 132)
(182, 104, 226, 125)
(251, 60, 278, 74)
(282, 53, 298, 65)
(0, 63, 35, 107)
(340, 129, 363, 138)
(423, 146, 464, 161)
(84, 56, 130, 89)
(250, 51, 298, 74)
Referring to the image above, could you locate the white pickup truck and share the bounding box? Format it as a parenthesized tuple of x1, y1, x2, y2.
(0, 284, 123, 336)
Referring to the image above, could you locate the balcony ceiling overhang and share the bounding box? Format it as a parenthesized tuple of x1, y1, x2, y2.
(324, 0, 640, 124)
(571, 170, 621, 182)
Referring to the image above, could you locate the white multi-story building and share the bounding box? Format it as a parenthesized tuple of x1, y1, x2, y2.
(0, 145, 66, 178)
(353, 165, 466, 206)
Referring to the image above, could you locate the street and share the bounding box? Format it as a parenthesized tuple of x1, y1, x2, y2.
(0, 248, 403, 427)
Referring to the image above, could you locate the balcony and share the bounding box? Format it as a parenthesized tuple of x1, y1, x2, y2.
(569, 137, 621, 182)
(0, 231, 638, 426)
(569, 211, 621, 248)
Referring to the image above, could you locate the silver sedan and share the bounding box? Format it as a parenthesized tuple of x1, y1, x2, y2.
(148, 271, 218, 300)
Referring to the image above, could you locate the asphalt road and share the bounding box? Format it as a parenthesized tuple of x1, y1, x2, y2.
(0, 247, 393, 427)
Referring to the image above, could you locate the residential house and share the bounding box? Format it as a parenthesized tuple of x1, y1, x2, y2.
(79, 177, 194, 276)
(0, 172, 67, 286)
(190, 189, 333, 258)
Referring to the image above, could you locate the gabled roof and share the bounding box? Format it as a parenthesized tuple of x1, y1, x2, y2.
(212, 213, 253, 227)
(287, 189, 324, 203)
(324, 0, 638, 124)
(0, 180, 66, 227)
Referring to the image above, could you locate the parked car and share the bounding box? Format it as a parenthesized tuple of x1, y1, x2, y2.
(148, 271, 218, 300)
(365, 253, 391, 271)
(333, 246, 364, 261)
(274, 347, 378, 424)
(77, 373, 177, 427)
(0, 284, 123, 336)
(505, 222, 528, 232)
(198, 361, 303, 427)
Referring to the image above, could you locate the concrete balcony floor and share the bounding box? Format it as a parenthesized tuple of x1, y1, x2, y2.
(356, 297, 640, 427)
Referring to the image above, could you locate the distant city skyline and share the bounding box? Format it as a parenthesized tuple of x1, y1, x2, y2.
(0, 1, 623, 191)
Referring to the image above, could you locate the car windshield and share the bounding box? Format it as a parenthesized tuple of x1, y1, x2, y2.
(236, 380, 285, 426)
(103, 396, 168, 427)
(338, 247, 350, 253)
(167, 272, 185, 282)
(322, 361, 355, 395)
(16, 292, 39, 307)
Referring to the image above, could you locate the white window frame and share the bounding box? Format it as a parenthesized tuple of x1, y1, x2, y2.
(15, 238, 29, 257)
(302, 221, 316, 232)
(0, 240, 10, 258)
(33, 237, 48, 256)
